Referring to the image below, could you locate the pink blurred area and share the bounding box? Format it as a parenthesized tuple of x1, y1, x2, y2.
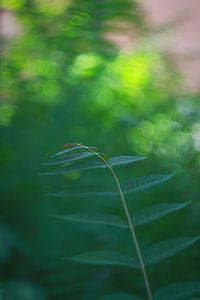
(0, 10, 21, 39)
(141, 0, 200, 92)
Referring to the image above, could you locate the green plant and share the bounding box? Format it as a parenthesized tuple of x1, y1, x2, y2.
(42, 143, 200, 300)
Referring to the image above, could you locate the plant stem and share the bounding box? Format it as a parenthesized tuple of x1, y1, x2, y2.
(81, 144, 153, 300)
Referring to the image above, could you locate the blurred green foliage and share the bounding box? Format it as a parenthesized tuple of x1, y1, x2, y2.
(0, 0, 200, 299)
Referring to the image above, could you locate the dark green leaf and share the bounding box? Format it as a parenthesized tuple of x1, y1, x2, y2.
(41, 154, 147, 175)
(50, 144, 83, 158)
(46, 184, 118, 197)
(122, 173, 175, 194)
(133, 202, 191, 226)
(68, 251, 139, 268)
(52, 213, 128, 228)
(143, 236, 200, 265)
(43, 151, 96, 166)
(39, 160, 105, 175)
(45, 173, 174, 195)
(108, 155, 147, 167)
(154, 282, 200, 300)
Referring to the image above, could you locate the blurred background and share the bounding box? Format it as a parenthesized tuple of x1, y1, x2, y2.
(0, 0, 200, 299)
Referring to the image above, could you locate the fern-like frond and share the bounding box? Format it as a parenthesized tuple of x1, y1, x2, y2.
(42, 143, 193, 300)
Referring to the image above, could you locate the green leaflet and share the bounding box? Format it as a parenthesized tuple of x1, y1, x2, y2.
(123, 173, 175, 194)
(52, 213, 128, 228)
(68, 237, 199, 269)
(46, 184, 118, 197)
(108, 155, 147, 167)
(153, 282, 200, 300)
(67, 251, 140, 269)
(46, 173, 174, 196)
(41, 155, 146, 175)
(50, 144, 83, 158)
(133, 202, 191, 226)
(52, 202, 190, 228)
(143, 236, 200, 265)
(42, 151, 96, 166)
(98, 292, 144, 300)
(39, 160, 105, 175)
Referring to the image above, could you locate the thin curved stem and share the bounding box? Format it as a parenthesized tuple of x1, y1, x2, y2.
(79, 144, 153, 300)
